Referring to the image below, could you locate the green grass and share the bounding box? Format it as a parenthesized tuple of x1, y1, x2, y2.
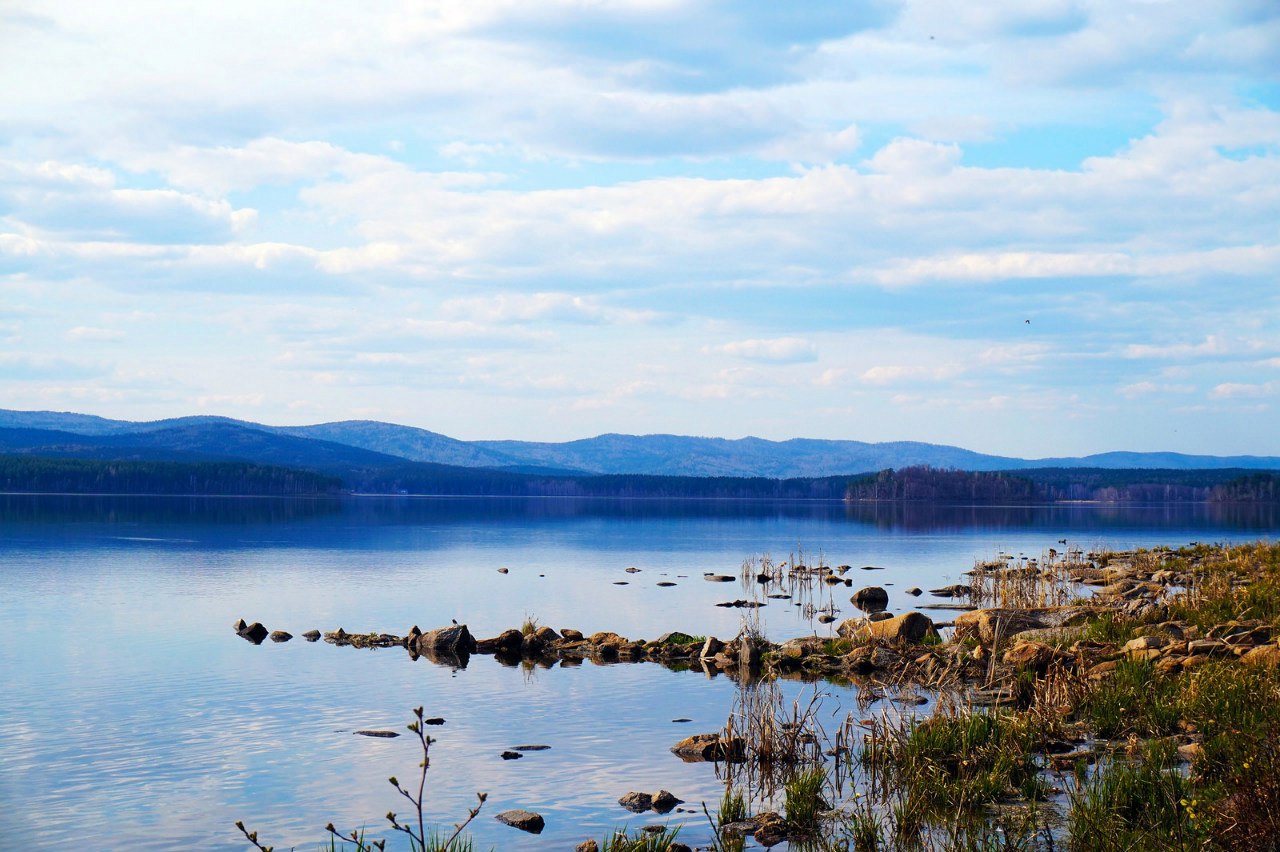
(862, 709, 1048, 822)
(1082, 658, 1182, 738)
(717, 786, 747, 825)
(783, 766, 828, 833)
(598, 825, 683, 852)
(1066, 740, 1209, 852)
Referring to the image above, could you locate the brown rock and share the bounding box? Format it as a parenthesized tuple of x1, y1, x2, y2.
(670, 733, 745, 762)
(1122, 636, 1166, 654)
(619, 791, 652, 812)
(1002, 640, 1068, 672)
(236, 621, 269, 643)
(589, 631, 627, 645)
(1241, 644, 1280, 667)
(576, 841, 599, 852)
(953, 608, 1046, 644)
(699, 636, 725, 659)
(852, 586, 889, 612)
(838, 612, 937, 643)
(495, 810, 544, 833)
(651, 789, 682, 812)
(416, 624, 476, 655)
(1087, 660, 1118, 680)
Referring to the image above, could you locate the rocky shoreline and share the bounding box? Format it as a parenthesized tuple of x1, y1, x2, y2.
(234, 546, 1280, 697)
(232, 542, 1280, 849)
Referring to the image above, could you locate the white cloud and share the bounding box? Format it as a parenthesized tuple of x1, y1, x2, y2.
(1210, 382, 1276, 400)
(860, 364, 964, 385)
(714, 337, 818, 364)
(66, 326, 125, 341)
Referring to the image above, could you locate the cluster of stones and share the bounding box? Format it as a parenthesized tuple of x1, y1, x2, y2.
(235, 549, 1280, 686)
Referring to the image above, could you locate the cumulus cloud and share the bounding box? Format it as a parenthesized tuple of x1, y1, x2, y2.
(714, 337, 818, 364)
(0, 1, 1276, 451)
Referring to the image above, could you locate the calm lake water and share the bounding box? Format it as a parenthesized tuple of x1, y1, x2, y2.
(1, 495, 1276, 851)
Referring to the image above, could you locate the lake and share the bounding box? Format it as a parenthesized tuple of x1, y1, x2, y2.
(1, 495, 1275, 851)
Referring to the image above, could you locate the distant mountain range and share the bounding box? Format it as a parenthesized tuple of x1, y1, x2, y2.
(1, 408, 1277, 479)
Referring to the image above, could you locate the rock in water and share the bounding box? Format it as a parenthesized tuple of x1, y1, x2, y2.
(269, 631, 292, 642)
(650, 790, 682, 812)
(837, 612, 937, 643)
(670, 733, 745, 762)
(495, 810, 544, 833)
(415, 623, 476, 655)
(852, 586, 889, 613)
(952, 608, 1047, 644)
(236, 621, 268, 644)
(619, 791, 652, 812)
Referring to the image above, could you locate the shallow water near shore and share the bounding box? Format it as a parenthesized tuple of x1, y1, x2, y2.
(0, 495, 1275, 850)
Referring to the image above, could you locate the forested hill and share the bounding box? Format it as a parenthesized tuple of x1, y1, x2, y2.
(0, 457, 342, 496)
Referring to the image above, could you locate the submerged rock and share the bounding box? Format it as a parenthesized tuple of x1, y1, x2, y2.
(354, 730, 399, 738)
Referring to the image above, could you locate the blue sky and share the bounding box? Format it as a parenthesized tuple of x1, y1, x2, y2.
(1, 0, 1278, 457)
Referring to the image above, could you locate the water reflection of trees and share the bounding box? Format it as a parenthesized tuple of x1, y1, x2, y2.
(0, 493, 1275, 531)
(843, 500, 1280, 532)
(0, 493, 344, 526)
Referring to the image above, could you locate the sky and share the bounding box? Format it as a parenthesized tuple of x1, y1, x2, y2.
(1, 1, 1278, 457)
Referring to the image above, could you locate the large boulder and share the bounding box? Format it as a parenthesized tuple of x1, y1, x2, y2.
(838, 612, 936, 644)
(953, 609, 1047, 645)
(852, 586, 889, 612)
(416, 624, 477, 655)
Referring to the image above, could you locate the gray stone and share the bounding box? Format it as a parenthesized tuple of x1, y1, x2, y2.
(495, 810, 544, 833)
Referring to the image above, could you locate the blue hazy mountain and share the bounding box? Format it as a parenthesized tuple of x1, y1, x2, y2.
(1, 408, 1278, 477)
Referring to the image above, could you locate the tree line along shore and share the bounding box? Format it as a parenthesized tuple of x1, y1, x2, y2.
(2, 455, 1279, 502)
